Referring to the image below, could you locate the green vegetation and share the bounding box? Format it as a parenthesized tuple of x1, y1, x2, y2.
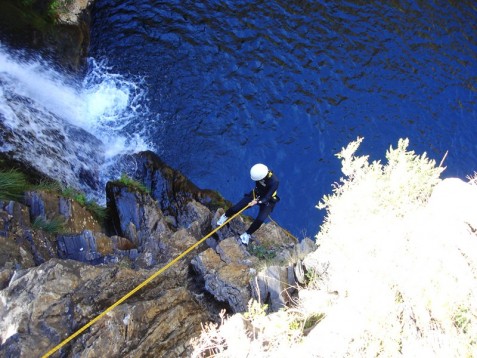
(0, 170, 31, 201)
(117, 173, 150, 194)
(304, 267, 320, 286)
(289, 312, 325, 333)
(243, 300, 268, 321)
(248, 244, 276, 261)
(0, 169, 106, 223)
(317, 137, 444, 236)
(59, 186, 107, 223)
(0, 0, 77, 32)
(47, 0, 74, 19)
(32, 216, 66, 234)
(34, 180, 107, 223)
(303, 313, 324, 330)
(453, 305, 472, 334)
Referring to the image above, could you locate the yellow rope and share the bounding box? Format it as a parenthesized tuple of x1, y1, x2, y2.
(42, 204, 251, 358)
(268, 215, 299, 243)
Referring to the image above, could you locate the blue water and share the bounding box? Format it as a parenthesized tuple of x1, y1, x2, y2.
(89, 0, 477, 238)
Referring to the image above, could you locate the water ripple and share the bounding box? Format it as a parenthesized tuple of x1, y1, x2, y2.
(89, 0, 477, 236)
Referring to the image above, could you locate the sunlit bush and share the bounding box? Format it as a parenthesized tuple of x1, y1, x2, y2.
(191, 138, 477, 357)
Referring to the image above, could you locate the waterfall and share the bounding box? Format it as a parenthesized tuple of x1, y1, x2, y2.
(0, 44, 151, 201)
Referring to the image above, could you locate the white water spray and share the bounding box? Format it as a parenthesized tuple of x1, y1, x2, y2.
(0, 44, 151, 198)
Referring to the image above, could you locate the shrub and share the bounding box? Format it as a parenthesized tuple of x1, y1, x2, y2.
(248, 244, 276, 261)
(317, 137, 444, 241)
(192, 137, 470, 357)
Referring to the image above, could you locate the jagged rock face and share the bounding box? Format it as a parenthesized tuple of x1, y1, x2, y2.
(57, 230, 135, 264)
(192, 238, 258, 313)
(0, 150, 318, 357)
(0, 259, 208, 357)
(251, 238, 317, 312)
(106, 182, 173, 268)
(128, 151, 230, 222)
(25, 190, 102, 233)
(0, 200, 57, 287)
(252, 266, 297, 312)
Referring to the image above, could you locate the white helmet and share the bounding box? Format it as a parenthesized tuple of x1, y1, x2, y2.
(250, 163, 268, 181)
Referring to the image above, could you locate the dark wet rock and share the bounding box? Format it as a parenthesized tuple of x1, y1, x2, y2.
(58, 230, 111, 263)
(177, 200, 212, 235)
(106, 181, 172, 268)
(126, 151, 231, 222)
(0, 0, 95, 71)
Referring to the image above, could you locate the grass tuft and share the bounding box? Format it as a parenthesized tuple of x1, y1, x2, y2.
(60, 187, 107, 223)
(0, 170, 30, 201)
(32, 216, 66, 234)
(117, 173, 150, 194)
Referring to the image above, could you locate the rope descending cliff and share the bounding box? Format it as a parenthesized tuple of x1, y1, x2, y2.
(42, 203, 252, 358)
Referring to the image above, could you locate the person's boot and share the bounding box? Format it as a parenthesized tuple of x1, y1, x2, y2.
(240, 232, 251, 246)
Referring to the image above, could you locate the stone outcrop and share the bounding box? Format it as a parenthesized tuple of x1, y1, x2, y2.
(0, 199, 58, 288)
(126, 150, 229, 221)
(192, 238, 259, 313)
(0, 0, 95, 71)
(0, 150, 317, 357)
(0, 259, 208, 358)
(251, 237, 316, 312)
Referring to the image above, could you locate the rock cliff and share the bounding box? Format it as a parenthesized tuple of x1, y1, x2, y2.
(0, 2, 318, 356)
(0, 150, 315, 357)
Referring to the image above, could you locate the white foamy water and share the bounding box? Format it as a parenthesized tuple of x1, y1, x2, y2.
(0, 44, 151, 197)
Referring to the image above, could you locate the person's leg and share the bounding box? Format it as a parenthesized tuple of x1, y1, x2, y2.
(246, 203, 275, 235)
(225, 194, 252, 217)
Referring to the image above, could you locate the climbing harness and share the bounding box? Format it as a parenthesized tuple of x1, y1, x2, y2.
(251, 188, 296, 242)
(41, 203, 251, 358)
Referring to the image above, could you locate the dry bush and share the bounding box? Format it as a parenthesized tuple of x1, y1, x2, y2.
(190, 300, 307, 357)
(304, 137, 477, 357)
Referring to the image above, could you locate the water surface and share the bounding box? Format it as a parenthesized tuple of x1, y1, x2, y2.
(89, 0, 477, 237)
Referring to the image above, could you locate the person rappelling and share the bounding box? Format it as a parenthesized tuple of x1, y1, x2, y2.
(217, 163, 280, 245)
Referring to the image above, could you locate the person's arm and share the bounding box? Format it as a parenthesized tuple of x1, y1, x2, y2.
(258, 175, 279, 204)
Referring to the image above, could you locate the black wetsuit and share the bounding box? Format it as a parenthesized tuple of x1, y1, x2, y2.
(225, 170, 280, 235)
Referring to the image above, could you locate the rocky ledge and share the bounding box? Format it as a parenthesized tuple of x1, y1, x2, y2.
(0, 0, 95, 71)
(0, 150, 316, 357)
